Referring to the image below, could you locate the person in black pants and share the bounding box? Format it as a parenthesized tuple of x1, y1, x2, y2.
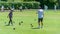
(7, 9, 13, 26)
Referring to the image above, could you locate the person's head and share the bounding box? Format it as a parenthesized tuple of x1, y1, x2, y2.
(38, 7, 43, 12)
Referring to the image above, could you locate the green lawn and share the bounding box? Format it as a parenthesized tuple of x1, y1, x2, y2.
(0, 9, 60, 34)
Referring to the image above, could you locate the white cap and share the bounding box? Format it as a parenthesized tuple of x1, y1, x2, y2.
(39, 9, 43, 12)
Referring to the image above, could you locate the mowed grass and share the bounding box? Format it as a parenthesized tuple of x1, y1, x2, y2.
(0, 9, 60, 34)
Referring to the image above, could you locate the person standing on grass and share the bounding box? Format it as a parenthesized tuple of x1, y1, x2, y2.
(38, 7, 44, 28)
(6, 9, 13, 26)
(54, 5, 57, 11)
(1, 5, 4, 12)
(19, 6, 22, 12)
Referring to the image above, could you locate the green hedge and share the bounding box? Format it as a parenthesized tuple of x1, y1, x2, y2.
(0, 1, 40, 9)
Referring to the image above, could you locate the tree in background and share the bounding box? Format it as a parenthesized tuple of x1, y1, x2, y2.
(35, 0, 44, 9)
(1, 0, 7, 1)
(23, 0, 35, 1)
(35, 0, 57, 9)
(57, 0, 60, 9)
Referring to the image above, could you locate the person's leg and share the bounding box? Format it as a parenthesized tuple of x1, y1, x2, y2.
(41, 18, 43, 28)
(38, 18, 40, 28)
(10, 18, 13, 25)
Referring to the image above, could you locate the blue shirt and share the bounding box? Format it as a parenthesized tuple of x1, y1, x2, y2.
(38, 9, 43, 18)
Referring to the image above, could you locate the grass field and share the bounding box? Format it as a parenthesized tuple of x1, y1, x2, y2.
(0, 9, 60, 34)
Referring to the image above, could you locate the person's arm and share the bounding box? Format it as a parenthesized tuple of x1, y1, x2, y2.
(7, 12, 10, 18)
(7, 10, 11, 18)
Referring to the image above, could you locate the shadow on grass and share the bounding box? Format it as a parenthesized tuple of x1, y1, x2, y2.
(32, 27, 40, 29)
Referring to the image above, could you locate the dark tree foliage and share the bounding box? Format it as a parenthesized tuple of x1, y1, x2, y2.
(1, 0, 7, 1)
(35, 0, 57, 9)
(35, 0, 44, 9)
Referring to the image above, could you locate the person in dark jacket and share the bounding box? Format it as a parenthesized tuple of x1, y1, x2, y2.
(7, 9, 13, 26)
